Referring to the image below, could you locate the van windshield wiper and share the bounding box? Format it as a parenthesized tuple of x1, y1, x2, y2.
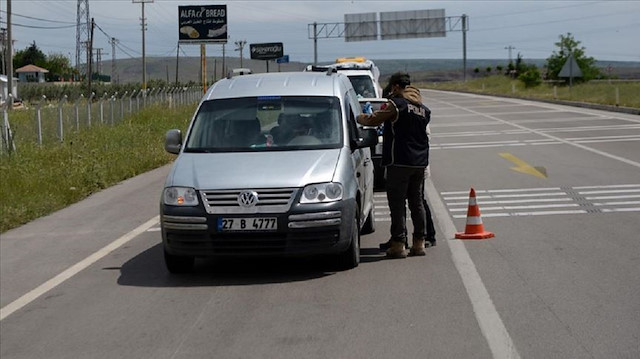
(184, 147, 213, 153)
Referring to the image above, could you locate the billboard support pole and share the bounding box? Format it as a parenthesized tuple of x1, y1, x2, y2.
(201, 44, 207, 93)
(462, 14, 467, 82)
(313, 22, 318, 65)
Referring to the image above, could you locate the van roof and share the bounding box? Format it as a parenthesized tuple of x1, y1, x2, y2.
(204, 71, 347, 100)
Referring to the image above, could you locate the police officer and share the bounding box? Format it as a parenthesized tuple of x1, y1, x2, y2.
(357, 72, 431, 258)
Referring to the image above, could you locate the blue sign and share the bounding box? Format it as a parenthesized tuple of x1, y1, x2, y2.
(276, 55, 290, 64)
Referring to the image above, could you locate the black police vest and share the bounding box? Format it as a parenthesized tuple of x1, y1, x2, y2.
(381, 97, 431, 167)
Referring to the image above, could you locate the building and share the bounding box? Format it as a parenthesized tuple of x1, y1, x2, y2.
(15, 64, 49, 83)
(0, 75, 18, 105)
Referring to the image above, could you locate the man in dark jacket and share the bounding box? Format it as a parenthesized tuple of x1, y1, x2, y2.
(357, 72, 431, 258)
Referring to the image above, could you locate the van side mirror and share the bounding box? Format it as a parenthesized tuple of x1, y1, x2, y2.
(355, 127, 378, 148)
(165, 129, 182, 154)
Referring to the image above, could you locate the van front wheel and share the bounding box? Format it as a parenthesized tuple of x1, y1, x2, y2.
(335, 212, 360, 270)
(164, 249, 195, 274)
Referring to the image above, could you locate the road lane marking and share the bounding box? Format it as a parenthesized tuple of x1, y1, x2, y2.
(439, 185, 640, 218)
(428, 93, 640, 169)
(0, 216, 159, 321)
(426, 179, 521, 359)
(499, 153, 548, 179)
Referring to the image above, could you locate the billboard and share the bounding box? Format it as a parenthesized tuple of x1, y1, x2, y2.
(344, 12, 378, 42)
(178, 5, 227, 43)
(380, 9, 446, 40)
(250, 43, 284, 60)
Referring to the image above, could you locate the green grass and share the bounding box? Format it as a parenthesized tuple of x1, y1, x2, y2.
(417, 76, 640, 109)
(0, 104, 195, 233)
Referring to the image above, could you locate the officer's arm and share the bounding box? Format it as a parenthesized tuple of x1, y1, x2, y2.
(357, 101, 398, 126)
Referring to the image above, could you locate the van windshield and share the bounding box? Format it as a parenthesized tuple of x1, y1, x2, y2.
(347, 75, 376, 98)
(185, 96, 343, 152)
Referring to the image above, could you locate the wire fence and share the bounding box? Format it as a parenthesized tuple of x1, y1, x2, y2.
(1, 87, 202, 155)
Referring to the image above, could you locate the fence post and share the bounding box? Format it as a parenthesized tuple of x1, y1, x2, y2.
(35, 95, 46, 146)
(120, 91, 127, 119)
(58, 95, 68, 142)
(87, 92, 95, 127)
(110, 92, 117, 125)
(74, 94, 84, 131)
(136, 91, 142, 112)
(99, 93, 108, 124)
(1, 94, 16, 154)
(129, 90, 136, 114)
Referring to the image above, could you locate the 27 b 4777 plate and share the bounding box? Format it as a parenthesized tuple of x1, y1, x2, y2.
(218, 217, 277, 231)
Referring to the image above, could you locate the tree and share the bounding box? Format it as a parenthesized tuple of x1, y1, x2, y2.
(13, 41, 47, 69)
(545, 32, 600, 82)
(45, 53, 75, 81)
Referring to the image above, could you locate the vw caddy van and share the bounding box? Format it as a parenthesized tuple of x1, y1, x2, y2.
(161, 71, 378, 273)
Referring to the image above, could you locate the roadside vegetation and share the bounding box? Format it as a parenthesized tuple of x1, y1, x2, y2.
(0, 104, 195, 233)
(418, 76, 640, 109)
(417, 33, 640, 110)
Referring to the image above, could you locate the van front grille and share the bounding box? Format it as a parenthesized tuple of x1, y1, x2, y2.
(200, 188, 297, 214)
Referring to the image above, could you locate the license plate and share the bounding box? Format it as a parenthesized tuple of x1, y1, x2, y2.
(217, 217, 278, 231)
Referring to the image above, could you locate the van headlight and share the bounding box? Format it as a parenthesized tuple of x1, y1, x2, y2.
(163, 187, 199, 206)
(300, 183, 343, 204)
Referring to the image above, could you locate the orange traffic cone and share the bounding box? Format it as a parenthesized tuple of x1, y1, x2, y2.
(455, 188, 495, 240)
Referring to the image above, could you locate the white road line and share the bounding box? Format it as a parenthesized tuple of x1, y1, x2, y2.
(426, 179, 521, 359)
(574, 184, 640, 189)
(578, 189, 640, 195)
(454, 209, 588, 218)
(447, 198, 574, 206)
(428, 93, 640, 169)
(0, 216, 159, 321)
(448, 203, 581, 212)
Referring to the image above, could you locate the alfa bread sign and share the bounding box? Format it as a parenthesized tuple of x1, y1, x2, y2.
(250, 43, 284, 60)
(178, 5, 227, 43)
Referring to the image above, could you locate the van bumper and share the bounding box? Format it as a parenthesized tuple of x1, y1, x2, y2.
(161, 199, 357, 257)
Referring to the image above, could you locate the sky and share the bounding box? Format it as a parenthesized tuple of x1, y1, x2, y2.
(2, 0, 639, 66)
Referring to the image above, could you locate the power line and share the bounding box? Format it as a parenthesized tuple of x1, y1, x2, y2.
(0, 20, 78, 29)
(0, 10, 75, 24)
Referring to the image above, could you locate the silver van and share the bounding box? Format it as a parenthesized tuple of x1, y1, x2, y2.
(161, 71, 378, 273)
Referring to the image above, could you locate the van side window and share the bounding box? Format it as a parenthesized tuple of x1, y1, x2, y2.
(347, 104, 359, 148)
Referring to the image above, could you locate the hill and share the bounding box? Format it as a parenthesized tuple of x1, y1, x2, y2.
(102, 57, 640, 85)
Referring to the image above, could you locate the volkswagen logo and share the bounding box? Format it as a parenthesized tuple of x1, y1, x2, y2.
(237, 190, 259, 207)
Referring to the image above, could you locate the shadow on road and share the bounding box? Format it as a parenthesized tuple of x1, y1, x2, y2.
(115, 243, 386, 288)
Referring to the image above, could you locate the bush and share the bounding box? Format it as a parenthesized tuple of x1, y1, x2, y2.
(519, 67, 542, 88)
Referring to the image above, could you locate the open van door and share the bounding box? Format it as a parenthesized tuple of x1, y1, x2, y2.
(359, 98, 388, 189)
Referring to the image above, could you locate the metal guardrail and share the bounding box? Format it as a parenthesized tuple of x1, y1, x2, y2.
(1, 87, 202, 155)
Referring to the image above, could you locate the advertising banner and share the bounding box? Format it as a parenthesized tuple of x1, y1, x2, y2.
(250, 43, 284, 60)
(178, 5, 227, 43)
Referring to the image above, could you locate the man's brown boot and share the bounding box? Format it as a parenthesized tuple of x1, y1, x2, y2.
(409, 239, 426, 256)
(386, 240, 407, 259)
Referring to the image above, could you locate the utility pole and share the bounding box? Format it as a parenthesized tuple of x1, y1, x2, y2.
(109, 37, 118, 84)
(234, 40, 246, 68)
(6, 0, 12, 107)
(87, 18, 94, 96)
(75, 0, 90, 78)
(505, 45, 515, 64)
(133, 0, 153, 90)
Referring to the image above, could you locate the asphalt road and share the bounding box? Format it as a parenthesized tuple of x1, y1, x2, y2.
(1, 90, 639, 358)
